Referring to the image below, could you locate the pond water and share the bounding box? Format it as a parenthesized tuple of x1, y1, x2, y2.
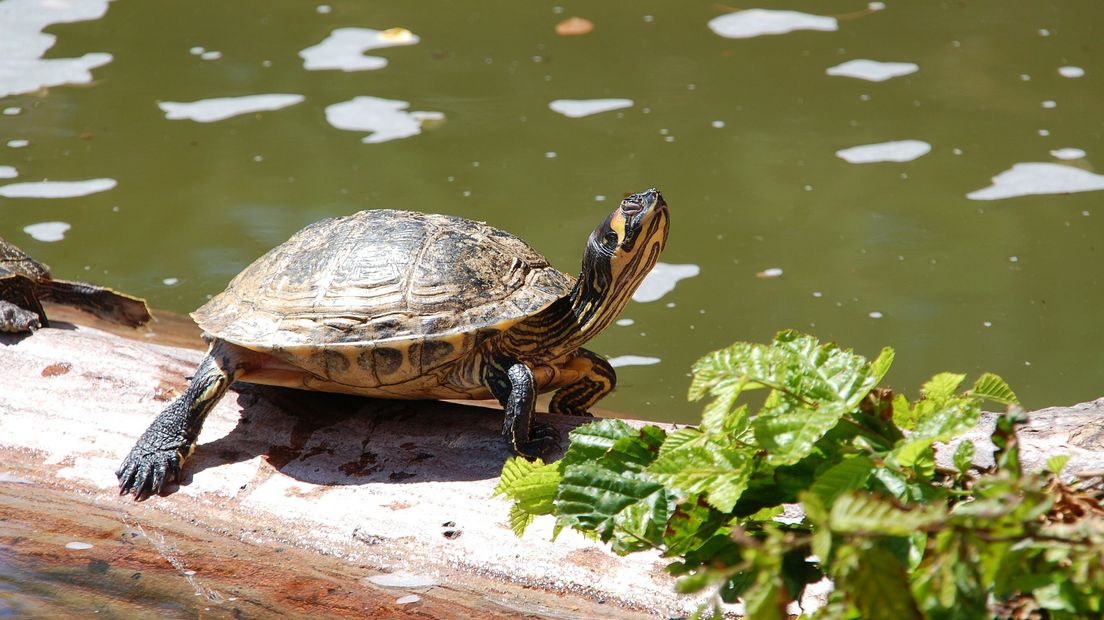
(2, 0, 1103, 424)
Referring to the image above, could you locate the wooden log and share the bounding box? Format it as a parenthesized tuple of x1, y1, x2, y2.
(0, 314, 688, 617)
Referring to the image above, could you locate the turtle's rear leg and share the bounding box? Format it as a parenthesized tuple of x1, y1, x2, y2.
(117, 341, 242, 499)
(549, 348, 616, 416)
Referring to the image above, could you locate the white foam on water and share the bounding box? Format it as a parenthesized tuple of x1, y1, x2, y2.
(24, 221, 71, 242)
(548, 98, 634, 118)
(608, 355, 661, 368)
(632, 262, 700, 303)
(0, 166, 17, 179)
(708, 9, 837, 39)
(325, 97, 444, 143)
(300, 27, 419, 71)
(159, 94, 305, 123)
(0, 178, 116, 198)
(1050, 148, 1086, 160)
(0, 0, 113, 98)
(836, 140, 931, 163)
(826, 59, 919, 82)
(967, 162, 1104, 201)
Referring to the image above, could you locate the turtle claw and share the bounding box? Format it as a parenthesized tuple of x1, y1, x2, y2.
(517, 421, 562, 459)
(116, 447, 182, 499)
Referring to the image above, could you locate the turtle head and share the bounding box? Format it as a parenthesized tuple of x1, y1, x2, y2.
(588, 188, 669, 286)
(573, 188, 670, 331)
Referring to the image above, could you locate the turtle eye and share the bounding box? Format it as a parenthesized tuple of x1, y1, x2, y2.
(604, 230, 619, 247)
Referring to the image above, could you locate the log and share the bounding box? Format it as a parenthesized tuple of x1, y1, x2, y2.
(0, 311, 689, 618)
(3, 306, 1102, 617)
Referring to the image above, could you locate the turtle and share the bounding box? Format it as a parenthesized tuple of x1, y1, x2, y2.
(0, 236, 152, 333)
(117, 188, 670, 498)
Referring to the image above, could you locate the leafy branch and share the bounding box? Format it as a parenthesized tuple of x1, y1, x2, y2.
(494, 331, 1104, 619)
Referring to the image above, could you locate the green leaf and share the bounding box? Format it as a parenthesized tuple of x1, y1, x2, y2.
(688, 341, 764, 402)
(602, 425, 667, 472)
(840, 544, 923, 620)
(610, 486, 672, 554)
(494, 457, 563, 535)
(869, 347, 895, 384)
(894, 400, 980, 467)
(701, 391, 749, 440)
(674, 571, 713, 594)
(753, 404, 849, 465)
(554, 462, 664, 540)
(892, 393, 917, 430)
(659, 427, 704, 455)
(970, 372, 1019, 405)
(808, 455, 875, 506)
(663, 499, 728, 557)
(561, 419, 640, 466)
(648, 439, 752, 512)
(507, 503, 535, 537)
(921, 372, 966, 405)
(742, 572, 786, 620)
(953, 440, 975, 473)
(870, 467, 910, 500)
(1046, 454, 1071, 475)
(829, 492, 945, 537)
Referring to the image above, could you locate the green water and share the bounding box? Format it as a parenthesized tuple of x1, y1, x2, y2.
(2, 0, 1103, 423)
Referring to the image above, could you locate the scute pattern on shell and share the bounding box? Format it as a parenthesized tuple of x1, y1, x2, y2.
(193, 209, 575, 356)
(0, 237, 51, 280)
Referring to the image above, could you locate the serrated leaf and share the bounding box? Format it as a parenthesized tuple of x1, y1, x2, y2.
(648, 439, 752, 512)
(921, 372, 966, 405)
(753, 404, 849, 465)
(701, 392, 750, 440)
(809, 455, 875, 506)
(841, 544, 923, 620)
(610, 485, 673, 553)
(554, 462, 663, 540)
(892, 393, 916, 430)
(494, 457, 562, 517)
(688, 341, 764, 402)
(561, 418, 639, 466)
(894, 400, 980, 467)
(659, 427, 704, 455)
(871, 467, 909, 500)
(602, 425, 666, 472)
(1045, 454, 1070, 475)
(971, 372, 1019, 405)
(953, 440, 976, 473)
(507, 503, 535, 537)
(869, 347, 895, 384)
(829, 492, 945, 536)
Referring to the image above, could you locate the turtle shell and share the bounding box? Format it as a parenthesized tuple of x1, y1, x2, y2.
(193, 209, 575, 386)
(0, 236, 51, 281)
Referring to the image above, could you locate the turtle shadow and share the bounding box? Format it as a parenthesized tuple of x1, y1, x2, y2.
(182, 385, 577, 487)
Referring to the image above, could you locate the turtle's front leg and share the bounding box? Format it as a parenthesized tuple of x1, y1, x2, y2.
(117, 342, 241, 499)
(549, 348, 617, 416)
(486, 360, 561, 457)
